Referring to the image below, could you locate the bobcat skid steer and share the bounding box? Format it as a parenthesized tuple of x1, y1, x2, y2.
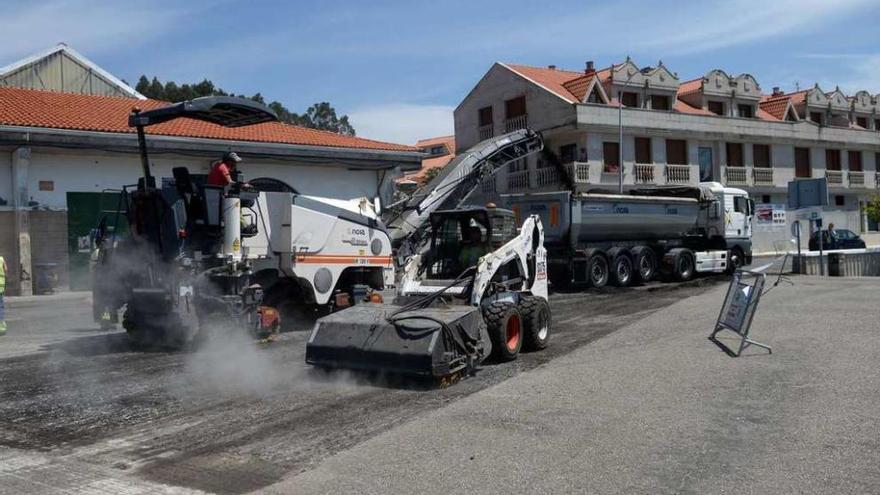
(305, 205, 550, 383)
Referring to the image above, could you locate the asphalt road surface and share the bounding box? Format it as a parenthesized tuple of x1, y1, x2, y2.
(0, 277, 724, 494)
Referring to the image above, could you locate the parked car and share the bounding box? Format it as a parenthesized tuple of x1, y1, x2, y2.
(808, 229, 866, 251)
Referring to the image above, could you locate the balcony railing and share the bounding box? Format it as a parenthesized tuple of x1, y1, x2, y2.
(504, 114, 528, 133)
(848, 171, 865, 187)
(753, 167, 774, 186)
(571, 162, 591, 183)
(634, 164, 655, 184)
(666, 164, 690, 184)
(826, 170, 844, 186)
(725, 166, 748, 185)
(507, 169, 530, 190)
(478, 124, 494, 141)
(535, 167, 561, 187)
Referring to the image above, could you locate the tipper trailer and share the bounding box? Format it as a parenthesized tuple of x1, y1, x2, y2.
(502, 182, 753, 288)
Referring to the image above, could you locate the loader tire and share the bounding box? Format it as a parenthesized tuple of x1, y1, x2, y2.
(519, 296, 551, 351)
(483, 302, 523, 362)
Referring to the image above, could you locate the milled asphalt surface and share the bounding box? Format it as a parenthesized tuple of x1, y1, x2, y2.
(267, 276, 880, 494)
(0, 277, 728, 494)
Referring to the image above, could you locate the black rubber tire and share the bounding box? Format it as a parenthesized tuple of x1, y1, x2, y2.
(519, 295, 551, 351)
(672, 249, 695, 282)
(587, 252, 609, 288)
(631, 246, 657, 283)
(483, 301, 523, 362)
(608, 250, 634, 287)
(726, 247, 744, 274)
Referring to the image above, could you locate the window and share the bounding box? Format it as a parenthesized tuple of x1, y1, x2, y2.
(666, 140, 687, 165)
(635, 137, 652, 164)
(810, 112, 823, 125)
(737, 104, 754, 118)
(707, 100, 725, 116)
(603, 142, 620, 173)
(825, 149, 841, 171)
(795, 147, 811, 178)
(848, 151, 863, 172)
(505, 96, 526, 118)
(478, 106, 493, 126)
(734, 196, 748, 213)
(621, 92, 639, 107)
(428, 145, 446, 155)
(834, 195, 845, 206)
(753, 144, 771, 168)
(651, 95, 670, 111)
(559, 144, 577, 164)
(876, 119, 880, 131)
(856, 117, 868, 128)
(761, 195, 771, 203)
(507, 158, 527, 173)
(726, 143, 744, 167)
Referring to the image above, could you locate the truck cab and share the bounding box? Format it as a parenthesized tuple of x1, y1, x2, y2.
(701, 182, 753, 269)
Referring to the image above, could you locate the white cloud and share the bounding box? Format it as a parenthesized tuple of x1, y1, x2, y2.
(0, 0, 191, 62)
(348, 104, 454, 145)
(820, 55, 880, 94)
(630, 0, 876, 55)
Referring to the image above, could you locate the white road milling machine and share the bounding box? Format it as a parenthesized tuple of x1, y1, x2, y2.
(306, 129, 554, 381)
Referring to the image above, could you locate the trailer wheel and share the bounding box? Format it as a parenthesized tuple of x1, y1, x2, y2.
(631, 246, 657, 283)
(607, 249, 634, 287)
(671, 249, 695, 282)
(587, 252, 609, 288)
(483, 302, 523, 361)
(519, 296, 551, 351)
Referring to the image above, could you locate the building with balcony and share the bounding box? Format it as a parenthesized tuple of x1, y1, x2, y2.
(453, 58, 880, 252)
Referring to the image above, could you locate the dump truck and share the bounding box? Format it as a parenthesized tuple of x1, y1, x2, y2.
(306, 130, 552, 380)
(502, 182, 753, 287)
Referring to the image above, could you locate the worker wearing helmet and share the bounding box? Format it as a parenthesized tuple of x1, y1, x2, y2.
(0, 255, 7, 336)
(207, 151, 251, 189)
(458, 226, 487, 271)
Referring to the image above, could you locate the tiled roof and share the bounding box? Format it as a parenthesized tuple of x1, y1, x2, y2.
(561, 74, 595, 102)
(503, 64, 584, 103)
(404, 135, 456, 183)
(676, 77, 703, 97)
(673, 100, 714, 116)
(758, 94, 793, 120)
(0, 87, 418, 152)
(415, 135, 455, 152)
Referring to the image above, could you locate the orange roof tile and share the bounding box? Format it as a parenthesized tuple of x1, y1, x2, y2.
(403, 135, 456, 183)
(415, 135, 455, 152)
(0, 87, 417, 152)
(503, 64, 584, 103)
(673, 100, 714, 116)
(676, 77, 703, 97)
(561, 74, 595, 102)
(759, 93, 798, 120)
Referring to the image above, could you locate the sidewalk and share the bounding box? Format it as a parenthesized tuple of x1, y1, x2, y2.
(265, 276, 880, 494)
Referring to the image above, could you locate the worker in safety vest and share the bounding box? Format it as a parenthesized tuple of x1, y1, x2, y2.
(0, 255, 7, 336)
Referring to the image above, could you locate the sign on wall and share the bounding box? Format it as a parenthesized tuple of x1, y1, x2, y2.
(754, 203, 786, 231)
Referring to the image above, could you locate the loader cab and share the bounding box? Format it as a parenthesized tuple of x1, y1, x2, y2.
(425, 207, 516, 279)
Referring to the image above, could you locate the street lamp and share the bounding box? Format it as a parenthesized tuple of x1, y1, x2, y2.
(617, 64, 639, 194)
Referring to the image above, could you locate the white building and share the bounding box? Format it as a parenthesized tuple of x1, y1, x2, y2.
(454, 58, 880, 253)
(0, 48, 420, 296)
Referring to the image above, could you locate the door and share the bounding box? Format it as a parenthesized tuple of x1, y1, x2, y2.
(795, 147, 811, 178)
(67, 191, 129, 290)
(725, 194, 751, 240)
(698, 147, 714, 182)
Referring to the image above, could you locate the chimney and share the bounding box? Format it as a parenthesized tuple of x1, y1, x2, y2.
(772, 86, 782, 96)
(585, 60, 595, 76)
(548, 64, 556, 70)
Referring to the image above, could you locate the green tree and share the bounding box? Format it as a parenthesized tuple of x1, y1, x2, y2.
(133, 75, 355, 135)
(866, 195, 880, 224)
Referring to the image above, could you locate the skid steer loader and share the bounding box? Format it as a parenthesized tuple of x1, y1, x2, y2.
(306, 205, 550, 381)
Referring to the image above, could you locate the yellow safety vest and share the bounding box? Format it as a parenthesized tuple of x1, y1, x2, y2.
(0, 255, 5, 294)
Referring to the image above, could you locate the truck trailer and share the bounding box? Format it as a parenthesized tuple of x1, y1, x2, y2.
(502, 182, 753, 287)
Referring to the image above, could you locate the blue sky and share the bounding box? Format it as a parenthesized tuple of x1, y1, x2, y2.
(3, 0, 880, 144)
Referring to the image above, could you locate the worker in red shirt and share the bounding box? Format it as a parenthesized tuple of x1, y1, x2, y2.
(207, 152, 250, 189)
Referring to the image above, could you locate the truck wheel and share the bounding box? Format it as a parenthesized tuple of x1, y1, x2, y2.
(587, 252, 609, 288)
(483, 302, 523, 361)
(631, 246, 657, 283)
(726, 248, 744, 274)
(672, 249, 695, 282)
(608, 249, 634, 287)
(519, 296, 551, 351)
